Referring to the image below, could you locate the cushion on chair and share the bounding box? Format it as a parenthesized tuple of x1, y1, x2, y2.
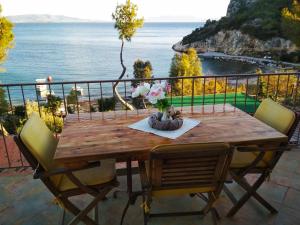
(20, 112, 59, 171)
(230, 150, 268, 168)
(254, 98, 295, 134)
(20, 113, 116, 191)
(231, 99, 295, 169)
(54, 159, 116, 191)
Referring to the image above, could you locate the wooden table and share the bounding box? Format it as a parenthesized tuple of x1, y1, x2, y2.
(55, 104, 288, 224)
(55, 104, 288, 164)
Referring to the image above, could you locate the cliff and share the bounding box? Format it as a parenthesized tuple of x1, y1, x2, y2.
(173, 0, 300, 63)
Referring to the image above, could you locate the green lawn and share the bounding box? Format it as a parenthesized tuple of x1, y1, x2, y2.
(167, 93, 260, 113)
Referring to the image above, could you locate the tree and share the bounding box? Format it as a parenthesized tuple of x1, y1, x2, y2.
(0, 5, 14, 115)
(169, 48, 203, 96)
(0, 5, 14, 65)
(132, 59, 153, 87)
(112, 0, 144, 110)
(0, 87, 8, 115)
(281, 0, 300, 47)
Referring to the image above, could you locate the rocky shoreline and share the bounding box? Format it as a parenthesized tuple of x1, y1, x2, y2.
(172, 44, 300, 69)
(198, 52, 300, 69)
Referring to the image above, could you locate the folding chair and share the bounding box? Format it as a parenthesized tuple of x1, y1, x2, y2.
(14, 112, 119, 225)
(138, 143, 233, 225)
(224, 98, 300, 217)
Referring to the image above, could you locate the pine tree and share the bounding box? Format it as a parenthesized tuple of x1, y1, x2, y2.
(112, 0, 144, 110)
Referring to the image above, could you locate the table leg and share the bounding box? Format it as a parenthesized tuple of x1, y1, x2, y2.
(120, 158, 142, 225)
(126, 158, 133, 202)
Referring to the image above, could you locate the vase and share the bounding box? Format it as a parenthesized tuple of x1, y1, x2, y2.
(161, 110, 169, 121)
(159, 105, 175, 121)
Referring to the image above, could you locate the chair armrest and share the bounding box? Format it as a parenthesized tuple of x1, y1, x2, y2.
(33, 161, 101, 179)
(236, 145, 291, 153)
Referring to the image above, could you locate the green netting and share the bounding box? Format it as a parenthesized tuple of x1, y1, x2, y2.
(167, 93, 260, 114)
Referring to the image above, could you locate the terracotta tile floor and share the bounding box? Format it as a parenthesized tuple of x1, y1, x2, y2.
(1, 147, 300, 225)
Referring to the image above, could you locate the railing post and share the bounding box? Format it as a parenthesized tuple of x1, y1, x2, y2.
(191, 77, 195, 109)
(0, 122, 11, 168)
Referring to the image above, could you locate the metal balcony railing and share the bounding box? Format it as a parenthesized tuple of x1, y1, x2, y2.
(1, 72, 299, 170)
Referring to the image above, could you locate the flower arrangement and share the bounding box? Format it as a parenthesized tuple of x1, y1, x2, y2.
(132, 81, 171, 112)
(132, 81, 183, 130)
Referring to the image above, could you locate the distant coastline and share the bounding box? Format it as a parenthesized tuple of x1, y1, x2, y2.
(7, 14, 99, 23)
(172, 45, 300, 69)
(198, 52, 300, 69)
(7, 14, 205, 24)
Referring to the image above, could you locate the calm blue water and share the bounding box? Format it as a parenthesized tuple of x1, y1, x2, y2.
(0, 23, 262, 84)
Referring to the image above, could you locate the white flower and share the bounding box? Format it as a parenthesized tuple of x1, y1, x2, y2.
(160, 81, 167, 89)
(146, 84, 166, 104)
(131, 83, 150, 98)
(139, 83, 150, 96)
(148, 95, 158, 104)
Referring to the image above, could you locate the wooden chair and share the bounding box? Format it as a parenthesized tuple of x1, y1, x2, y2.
(224, 98, 300, 217)
(14, 112, 119, 225)
(138, 143, 233, 225)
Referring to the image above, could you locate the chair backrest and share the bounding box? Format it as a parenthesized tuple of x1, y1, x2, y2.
(148, 143, 233, 191)
(254, 98, 297, 139)
(18, 112, 59, 171)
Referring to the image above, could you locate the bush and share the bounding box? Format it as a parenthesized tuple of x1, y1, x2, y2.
(14, 105, 26, 117)
(97, 97, 116, 112)
(25, 101, 63, 133)
(67, 105, 76, 114)
(132, 96, 147, 109)
(67, 89, 78, 105)
(169, 48, 203, 96)
(280, 51, 300, 63)
(0, 87, 8, 115)
(90, 105, 97, 112)
(2, 114, 25, 134)
(46, 95, 62, 113)
(132, 59, 153, 87)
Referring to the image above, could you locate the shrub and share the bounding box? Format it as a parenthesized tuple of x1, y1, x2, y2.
(0, 87, 8, 115)
(169, 48, 203, 96)
(2, 114, 25, 134)
(14, 105, 26, 117)
(67, 89, 78, 105)
(26, 101, 63, 133)
(132, 59, 153, 87)
(46, 95, 62, 113)
(132, 96, 147, 109)
(97, 97, 116, 112)
(90, 105, 97, 112)
(67, 105, 75, 114)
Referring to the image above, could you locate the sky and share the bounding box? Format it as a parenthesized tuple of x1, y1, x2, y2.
(0, 0, 231, 22)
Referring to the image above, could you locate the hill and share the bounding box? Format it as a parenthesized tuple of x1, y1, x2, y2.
(7, 14, 93, 23)
(173, 0, 300, 63)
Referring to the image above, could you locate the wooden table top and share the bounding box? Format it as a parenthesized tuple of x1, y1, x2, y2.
(54, 104, 288, 164)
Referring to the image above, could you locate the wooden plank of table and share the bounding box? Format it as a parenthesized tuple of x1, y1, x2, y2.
(54, 104, 288, 164)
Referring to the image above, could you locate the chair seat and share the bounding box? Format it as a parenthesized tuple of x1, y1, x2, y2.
(52, 159, 116, 191)
(230, 150, 268, 168)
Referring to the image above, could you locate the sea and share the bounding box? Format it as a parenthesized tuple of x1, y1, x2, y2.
(0, 22, 267, 84)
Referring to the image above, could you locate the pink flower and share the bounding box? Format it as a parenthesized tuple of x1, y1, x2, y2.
(166, 84, 171, 93)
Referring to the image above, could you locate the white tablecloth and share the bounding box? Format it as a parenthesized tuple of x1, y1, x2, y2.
(128, 117, 200, 139)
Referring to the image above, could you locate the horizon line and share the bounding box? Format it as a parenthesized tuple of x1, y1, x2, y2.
(5, 13, 214, 23)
